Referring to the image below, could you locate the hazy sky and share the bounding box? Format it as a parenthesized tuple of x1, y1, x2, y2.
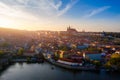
(0, 0, 120, 32)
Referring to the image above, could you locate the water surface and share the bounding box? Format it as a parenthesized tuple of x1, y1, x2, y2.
(0, 62, 119, 80)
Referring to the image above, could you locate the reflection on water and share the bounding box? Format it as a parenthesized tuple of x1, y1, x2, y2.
(0, 62, 119, 80)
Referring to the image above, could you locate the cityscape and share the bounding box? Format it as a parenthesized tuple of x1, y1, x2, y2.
(0, 0, 120, 80)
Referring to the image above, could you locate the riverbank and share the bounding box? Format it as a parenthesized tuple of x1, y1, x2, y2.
(12, 58, 44, 63)
(47, 59, 120, 72)
(46, 59, 97, 71)
(0, 58, 44, 70)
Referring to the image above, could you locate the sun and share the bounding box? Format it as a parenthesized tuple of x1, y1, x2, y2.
(0, 17, 16, 29)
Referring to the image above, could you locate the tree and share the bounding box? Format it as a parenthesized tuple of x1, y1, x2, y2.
(18, 48, 24, 56)
(0, 50, 4, 57)
(105, 53, 120, 70)
(0, 42, 10, 47)
(93, 60, 101, 69)
(111, 53, 120, 59)
(110, 53, 120, 65)
(0, 50, 3, 54)
(104, 61, 111, 69)
(27, 57, 31, 62)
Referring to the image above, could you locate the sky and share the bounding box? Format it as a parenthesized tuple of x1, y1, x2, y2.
(0, 0, 120, 32)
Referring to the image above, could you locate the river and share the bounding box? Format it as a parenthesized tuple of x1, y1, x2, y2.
(0, 62, 119, 80)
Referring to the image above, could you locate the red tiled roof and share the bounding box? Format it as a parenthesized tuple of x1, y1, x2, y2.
(59, 58, 82, 63)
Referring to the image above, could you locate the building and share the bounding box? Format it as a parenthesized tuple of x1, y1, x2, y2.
(67, 26, 78, 35)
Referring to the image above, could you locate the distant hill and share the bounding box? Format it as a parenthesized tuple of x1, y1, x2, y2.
(0, 27, 36, 46)
(0, 27, 35, 34)
(0, 27, 35, 39)
(0, 27, 28, 32)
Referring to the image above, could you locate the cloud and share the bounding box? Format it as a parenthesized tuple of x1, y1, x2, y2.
(0, 1, 36, 20)
(49, 0, 62, 10)
(0, 0, 78, 18)
(0, 0, 78, 30)
(84, 6, 111, 18)
(57, 0, 78, 16)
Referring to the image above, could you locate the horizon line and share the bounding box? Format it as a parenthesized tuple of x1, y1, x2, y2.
(0, 26, 120, 33)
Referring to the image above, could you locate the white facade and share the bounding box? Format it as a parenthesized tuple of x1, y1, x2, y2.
(57, 60, 83, 66)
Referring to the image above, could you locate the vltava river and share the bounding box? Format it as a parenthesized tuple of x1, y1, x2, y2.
(0, 62, 119, 80)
